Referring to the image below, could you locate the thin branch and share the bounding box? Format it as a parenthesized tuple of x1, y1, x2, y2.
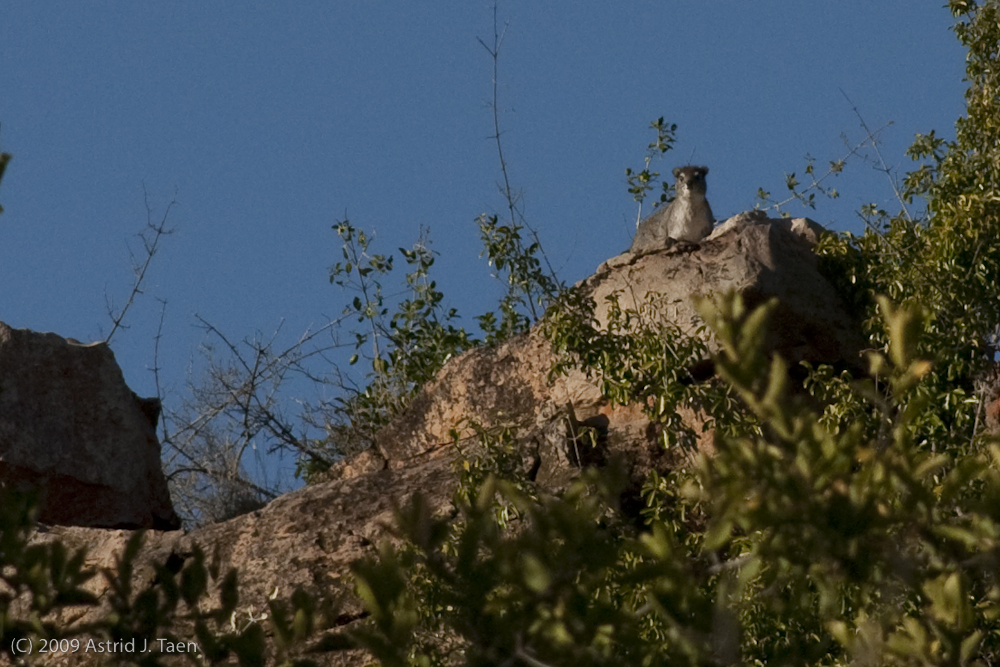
(477, 6, 515, 226)
(167, 463, 277, 500)
(841, 88, 913, 222)
(762, 131, 874, 214)
(150, 297, 169, 445)
(105, 185, 176, 344)
(162, 313, 344, 518)
(477, 2, 560, 317)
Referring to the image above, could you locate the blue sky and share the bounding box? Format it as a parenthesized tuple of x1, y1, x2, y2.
(0, 3, 968, 489)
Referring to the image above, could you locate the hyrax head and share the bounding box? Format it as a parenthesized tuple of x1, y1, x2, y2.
(672, 165, 709, 195)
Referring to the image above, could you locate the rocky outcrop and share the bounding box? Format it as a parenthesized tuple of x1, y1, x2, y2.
(33, 452, 459, 667)
(375, 214, 862, 475)
(27, 214, 865, 665)
(38, 449, 458, 608)
(589, 212, 861, 365)
(0, 324, 180, 530)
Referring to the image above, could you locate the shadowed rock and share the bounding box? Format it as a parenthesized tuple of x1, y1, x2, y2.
(0, 323, 179, 530)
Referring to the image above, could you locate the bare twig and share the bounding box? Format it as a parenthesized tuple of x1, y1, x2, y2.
(841, 88, 913, 222)
(161, 312, 354, 525)
(477, 3, 559, 317)
(150, 297, 170, 446)
(477, 6, 514, 232)
(761, 131, 874, 214)
(105, 185, 176, 344)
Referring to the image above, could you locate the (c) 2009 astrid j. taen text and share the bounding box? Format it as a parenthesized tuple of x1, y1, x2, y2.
(11, 637, 201, 657)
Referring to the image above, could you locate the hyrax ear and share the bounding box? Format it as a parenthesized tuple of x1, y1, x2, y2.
(672, 167, 682, 178)
(700, 166, 709, 175)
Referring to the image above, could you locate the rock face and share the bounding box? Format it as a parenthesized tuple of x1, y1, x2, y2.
(374, 329, 622, 484)
(590, 212, 861, 365)
(38, 453, 460, 666)
(376, 214, 862, 477)
(29, 214, 865, 664)
(0, 323, 180, 530)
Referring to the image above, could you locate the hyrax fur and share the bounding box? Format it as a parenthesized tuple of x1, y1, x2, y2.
(630, 165, 714, 253)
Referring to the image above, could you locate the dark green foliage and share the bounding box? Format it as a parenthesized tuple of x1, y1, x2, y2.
(476, 213, 562, 343)
(336, 5, 1000, 663)
(312, 214, 561, 478)
(0, 490, 98, 657)
(349, 470, 679, 667)
(625, 116, 679, 212)
(5, 3, 1000, 665)
(345, 291, 1000, 667)
(81, 532, 277, 666)
(813, 0, 1000, 470)
(544, 287, 754, 452)
(314, 221, 478, 471)
(0, 490, 339, 666)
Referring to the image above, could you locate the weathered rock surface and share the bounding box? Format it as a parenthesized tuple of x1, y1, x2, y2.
(0, 323, 180, 530)
(29, 214, 865, 665)
(373, 329, 638, 484)
(376, 214, 862, 473)
(36, 452, 459, 666)
(590, 212, 861, 365)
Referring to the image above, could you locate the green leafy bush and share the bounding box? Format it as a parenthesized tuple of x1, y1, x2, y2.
(5, 3, 1000, 665)
(338, 6, 1000, 665)
(311, 213, 562, 478)
(346, 291, 1000, 667)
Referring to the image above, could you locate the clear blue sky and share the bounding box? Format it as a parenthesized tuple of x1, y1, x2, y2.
(0, 3, 968, 489)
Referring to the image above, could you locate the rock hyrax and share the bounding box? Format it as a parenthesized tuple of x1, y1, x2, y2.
(630, 165, 714, 253)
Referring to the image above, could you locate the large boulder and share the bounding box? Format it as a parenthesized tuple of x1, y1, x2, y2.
(588, 212, 862, 365)
(0, 323, 180, 530)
